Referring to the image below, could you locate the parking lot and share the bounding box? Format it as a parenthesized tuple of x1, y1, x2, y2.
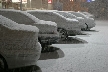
(8, 20, 108, 72)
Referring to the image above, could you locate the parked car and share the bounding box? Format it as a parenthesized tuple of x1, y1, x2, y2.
(0, 15, 41, 71)
(0, 9, 60, 52)
(68, 11, 96, 30)
(27, 10, 81, 37)
(55, 11, 87, 31)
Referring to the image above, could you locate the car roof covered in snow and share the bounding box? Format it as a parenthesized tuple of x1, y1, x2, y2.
(22, 11, 57, 26)
(27, 10, 78, 22)
(27, 10, 58, 12)
(0, 15, 39, 32)
(0, 9, 57, 27)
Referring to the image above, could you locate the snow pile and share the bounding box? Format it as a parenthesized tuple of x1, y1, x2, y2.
(0, 15, 39, 32)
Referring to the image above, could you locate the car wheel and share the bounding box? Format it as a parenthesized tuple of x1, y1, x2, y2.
(38, 38, 52, 52)
(81, 23, 88, 31)
(85, 23, 91, 31)
(58, 28, 68, 40)
(0, 57, 8, 72)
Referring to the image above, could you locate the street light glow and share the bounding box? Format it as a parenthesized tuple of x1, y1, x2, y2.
(70, 0, 73, 1)
(92, 0, 95, 1)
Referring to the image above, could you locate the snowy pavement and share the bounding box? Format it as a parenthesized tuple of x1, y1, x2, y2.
(36, 20, 108, 72)
(9, 20, 108, 72)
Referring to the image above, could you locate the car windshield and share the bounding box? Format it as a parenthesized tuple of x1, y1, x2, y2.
(56, 12, 76, 18)
(69, 12, 87, 18)
(0, 11, 35, 25)
(83, 12, 92, 15)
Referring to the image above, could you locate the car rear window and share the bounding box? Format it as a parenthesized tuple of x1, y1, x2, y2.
(0, 11, 35, 25)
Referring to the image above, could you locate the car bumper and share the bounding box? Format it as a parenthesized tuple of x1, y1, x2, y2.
(39, 33, 60, 45)
(41, 37, 60, 44)
(5, 42, 41, 69)
(67, 30, 82, 36)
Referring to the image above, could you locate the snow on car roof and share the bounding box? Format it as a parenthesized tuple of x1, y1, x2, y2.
(27, 10, 79, 22)
(21, 11, 57, 27)
(53, 12, 79, 22)
(66, 18, 79, 22)
(37, 20, 57, 27)
(27, 10, 57, 12)
(56, 11, 77, 18)
(69, 11, 88, 18)
(27, 10, 67, 21)
(0, 9, 57, 27)
(77, 12, 89, 17)
(0, 15, 39, 32)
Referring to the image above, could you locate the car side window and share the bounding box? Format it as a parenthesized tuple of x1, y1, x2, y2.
(44, 12, 57, 21)
(30, 12, 45, 20)
(53, 13, 65, 22)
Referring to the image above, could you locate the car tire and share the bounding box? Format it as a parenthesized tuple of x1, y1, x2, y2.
(0, 57, 8, 72)
(81, 23, 89, 31)
(57, 28, 68, 40)
(38, 38, 53, 52)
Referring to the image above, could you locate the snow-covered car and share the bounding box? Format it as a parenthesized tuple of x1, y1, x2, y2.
(55, 11, 87, 31)
(0, 15, 41, 71)
(68, 11, 96, 30)
(82, 12, 95, 19)
(27, 10, 81, 37)
(0, 9, 60, 52)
